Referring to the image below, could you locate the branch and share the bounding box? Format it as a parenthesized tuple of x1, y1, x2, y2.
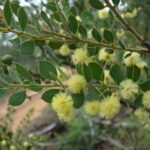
(105, 0, 150, 51)
(0, 27, 148, 53)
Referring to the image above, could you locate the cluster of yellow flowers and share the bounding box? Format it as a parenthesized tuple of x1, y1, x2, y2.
(123, 52, 147, 69)
(84, 93, 121, 119)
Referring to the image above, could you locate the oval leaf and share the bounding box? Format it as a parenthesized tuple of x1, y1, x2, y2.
(42, 89, 60, 103)
(89, 0, 104, 10)
(9, 91, 26, 106)
(68, 15, 78, 34)
(18, 7, 27, 30)
(72, 92, 84, 108)
(103, 29, 115, 43)
(4, 0, 12, 25)
(20, 40, 35, 55)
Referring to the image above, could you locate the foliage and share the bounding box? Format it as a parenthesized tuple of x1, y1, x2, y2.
(0, 0, 150, 135)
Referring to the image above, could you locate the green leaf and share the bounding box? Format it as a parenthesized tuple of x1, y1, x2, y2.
(89, 0, 104, 10)
(127, 65, 141, 82)
(68, 15, 78, 34)
(7, 67, 21, 83)
(78, 24, 87, 37)
(18, 7, 27, 31)
(49, 41, 63, 49)
(133, 94, 143, 108)
(9, 91, 26, 106)
(20, 40, 35, 55)
(112, 0, 120, 6)
(45, 2, 57, 12)
(16, 64, 33, 82)
(140, 80, 150, 91)
(10, 38, 20, 49)
(72, 92, 84, 108)
(11, 2, 20, 15)
(88, 62, 103, 80)
(0, 89, 6, 99)
(110, 64, 125, 84)
(39, 61, 57, 80)
(4, 0, 12, 25)
(103, 29, 115, 43)
(85, 84, 100, 101)
(76, 63, 92, 81)
(42, 89, 59, 103)
(41, 11, 52, 28)
(69, 6, 77, 16)
(92, 28, 101, 41)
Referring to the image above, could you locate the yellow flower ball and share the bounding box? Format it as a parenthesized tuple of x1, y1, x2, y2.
(123, 52, 141, 66)
(52, 92, 74, 121)
(59, 44, 71, 56)
(116, 29, 125, 38)
(143, 91, 150, 109)
(84, 100, 101, 115)
(134, 108, 149, 120)
(98, 48, 117, 63)
(119, 79, 139, 100)
(72, 48, 92, 65)
(67, 74, 87, 94)
(100, 95, 121, 119)
(98, 8, 109, 19)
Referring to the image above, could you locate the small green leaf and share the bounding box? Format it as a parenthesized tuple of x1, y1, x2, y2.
(9, 91, 26, 106)
(45, 2, 57, 12)
(140, 80, 150, 91)
(68, 15, 78, 34)
(127, 65, 141, 82)
(7, 67, 21, 83)
(89, 0, 104, 10)
(118, 40, 126, 50)
(10, 38, 20, 49)
(103, 29, 115, 43)
(18, 7, 27, 31)
(133, 94, 143, 108)
(110, 64, 125, 84)
(4, 0, 12, 25)
(20, 40, 35, 55)
(78, 24, 87, 37)
(85, 84, 100, 101)
(69, 6, 77, 16)
(76, 63, 92, 81)
(11, 2, 20, 15)
(16, 64, 33, 82)
(49, 41, 64, 49)
(88, 62, 104, 80)
(92, 28, 101, 41)
(39, 61, 57, 80)
(42, 89, 60, 103)
(41, 11, 52, 28)
(112, 0, 120, 6)
(72, 92, 84, 108)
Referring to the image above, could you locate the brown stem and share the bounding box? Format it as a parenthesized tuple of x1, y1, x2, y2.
(105, 0, 150, 51)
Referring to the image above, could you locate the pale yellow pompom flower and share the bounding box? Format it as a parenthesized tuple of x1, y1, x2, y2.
(123, 52, 141, 66)
(72, 48, 93, 65)
(100, 95, 121, 119)
(84, 100, 101, 115)
(52, 92, 74, 121)
(136, 61, 148, 69)
(116, 29, 125, 38)
(143, 91, 150, 109)
(119, 79, 139, 100)
(125, 8, 138, 18)
(59, 44, 71, 56)
(98, 48, 117, 63)
(67, 74, 87, 94)
(134, 108, 149, 120)
(103, 70, 114, 85)
(98, 8, 109, 19)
